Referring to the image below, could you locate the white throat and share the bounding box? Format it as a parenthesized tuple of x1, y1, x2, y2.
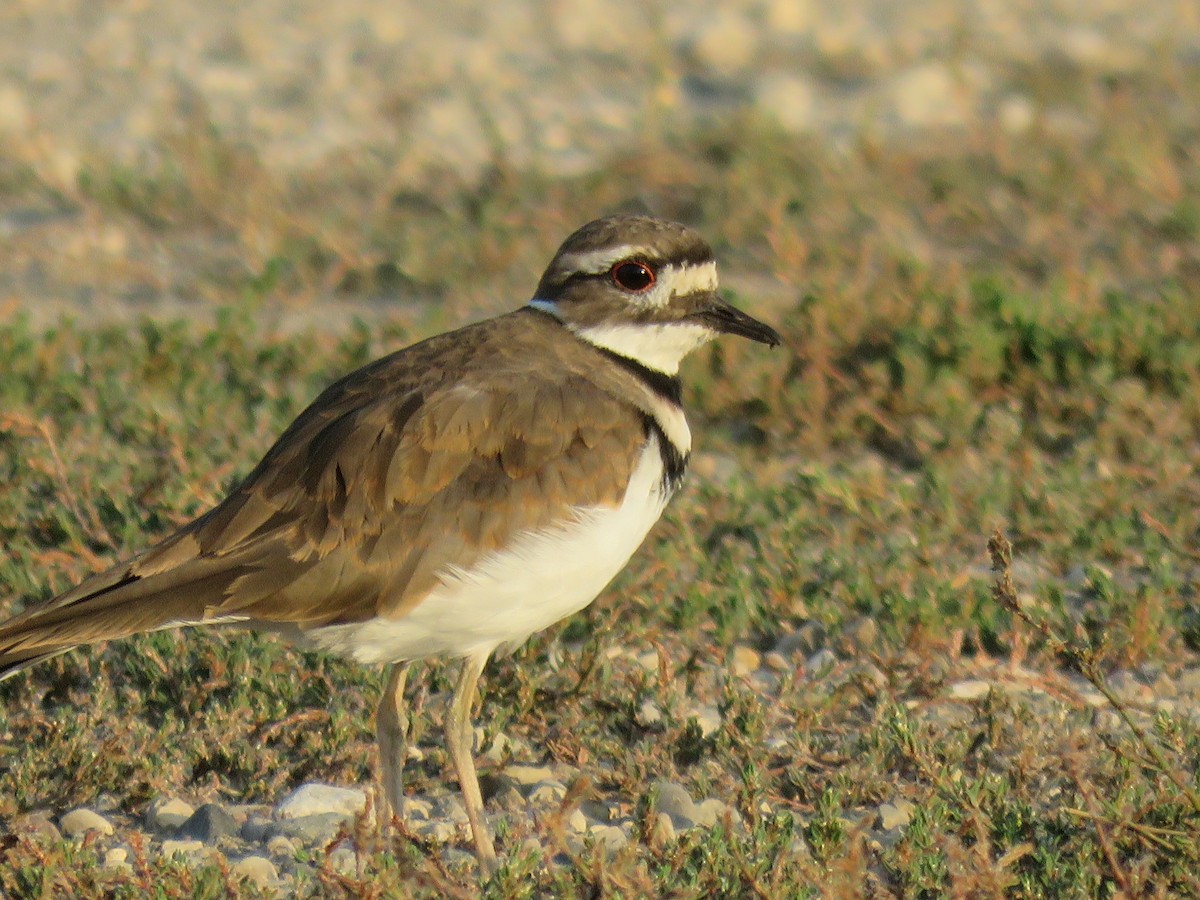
(572, 322, 715, 375)
(529, 300, 713, 375)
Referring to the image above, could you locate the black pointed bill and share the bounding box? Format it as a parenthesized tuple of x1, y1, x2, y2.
(693, 295, 781, 347)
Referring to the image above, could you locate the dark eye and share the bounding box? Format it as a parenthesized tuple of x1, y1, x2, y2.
(611, 261, 656, 293)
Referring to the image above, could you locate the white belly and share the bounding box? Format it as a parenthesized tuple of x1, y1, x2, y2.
(305, 440, 672, 663)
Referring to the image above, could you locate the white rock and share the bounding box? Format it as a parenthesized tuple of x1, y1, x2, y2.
(878, 799, 916, 830)
(415, 819, 457, 843)
(0, 84, 30, 133)
(763, 0, 815, 36)
(948, 679, 992, 701)
(403, 797, 433, 821)
(528, 780, 568, 806)
(160, 839, 205, 859)
(103, 847, 129, 868)
(998, 95, 1036, 133)
(689, 704, 722, 738)
(730, 644, 763, 677)
(684, 10, 759, 73)
(805, 648, 839, 677)
(889, 63, 962, 128)
(275, 783, 367, 820)
(755, 74, 818, 133)
(637, 699, 664, 727)
(233, 855, 278, 888)
(566, 808, 588, 833)
(651, 811, 676, 843)
(588, 823, 628, 851)
(265, 834, 296, 857)
(60, 808, 115, 838)
(328, 847, 357, 876)
(692, 798, 731, 828)
(1059, 26, 1110, 67)
(654, 781, 698, 828)
(763, 651, 791, 672)
(500, 763, 555, 787)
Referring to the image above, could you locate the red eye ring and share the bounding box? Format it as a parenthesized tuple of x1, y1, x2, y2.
(610, 261, 656, 293)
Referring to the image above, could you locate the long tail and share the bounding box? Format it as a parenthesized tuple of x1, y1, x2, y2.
(0, 535, 255, 681)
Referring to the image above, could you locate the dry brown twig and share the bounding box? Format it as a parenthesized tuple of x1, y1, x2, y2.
(987, 529, 1200, 818)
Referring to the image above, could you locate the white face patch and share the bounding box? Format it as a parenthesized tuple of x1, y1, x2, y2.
(573, 321, 715, 374)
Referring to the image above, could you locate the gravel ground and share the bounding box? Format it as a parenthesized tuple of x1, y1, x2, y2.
(2, 0, 1199, 893)
(2, 0, 1197, 180)
(25, 617, 1200, 892)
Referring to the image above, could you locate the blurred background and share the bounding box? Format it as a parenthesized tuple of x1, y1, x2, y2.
(2, 0, 1197, 325)
(2, 1, 1200, 895)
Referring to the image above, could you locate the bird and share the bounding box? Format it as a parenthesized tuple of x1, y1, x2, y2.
(0, 214, 780, 872)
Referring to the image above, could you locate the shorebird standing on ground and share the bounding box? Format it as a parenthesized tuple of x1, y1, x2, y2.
(0, 215, 781, 872)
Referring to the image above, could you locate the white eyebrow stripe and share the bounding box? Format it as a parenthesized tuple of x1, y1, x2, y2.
(556, 245, 650, 275)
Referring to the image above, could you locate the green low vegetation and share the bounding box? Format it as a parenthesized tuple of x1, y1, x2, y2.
(1, 58, 1198, 898)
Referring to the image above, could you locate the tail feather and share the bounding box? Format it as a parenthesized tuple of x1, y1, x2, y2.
(0, 551, 253, 681)
(0, 647, 75, 682)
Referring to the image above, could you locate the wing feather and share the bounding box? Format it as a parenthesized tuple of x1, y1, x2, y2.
(0, 310, 653, 668)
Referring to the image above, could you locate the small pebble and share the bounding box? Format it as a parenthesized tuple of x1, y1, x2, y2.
(145, 797, 195, 832)
(689, 704, 722, 737)
(566, 808, 588, 833)
(636, 699, 664, 727)
(878, 799, 915, 830)
(160, 839, 205, 859)
(650, 811, 675, 844)
(580, 799, 614, 823)
(731, 644, 761, 676)
(59, 808, 115, 838)
(763, 651, 791, 672)
(403, 797, 433, 821)
(692, 798, 730, 828)
(588, 824, 628, 851)
(178, 803, 239, 843)
(103, 847, 128, 867)
(275, 783, 366, 819)
(805, 648, 838, 677)
(241, 815, 273, 843)
(528, 779, 568, 806)
(266, 834, 297, 857)
(499, 763, 555, 788)
(492, 785, 525, 811)
(840, 616, 879, 652)
(654, 781, 698, 829)
(415, 819, 457, 843)
(233, 855, 278, 889)
(777, 622, 826, 659)
(327, 847, 357, 877)
(270, 812, 353, 845)
(635, 649, 659, 672)
(948, 679, 992, 701)
(433, 795, 468, 825)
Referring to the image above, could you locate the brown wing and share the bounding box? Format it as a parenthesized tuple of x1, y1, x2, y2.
(0, 312, 647, 672)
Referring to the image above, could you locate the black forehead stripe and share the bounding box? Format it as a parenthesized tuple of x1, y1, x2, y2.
(673, 246, 716, 267)
(594, 346, 683, 406)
